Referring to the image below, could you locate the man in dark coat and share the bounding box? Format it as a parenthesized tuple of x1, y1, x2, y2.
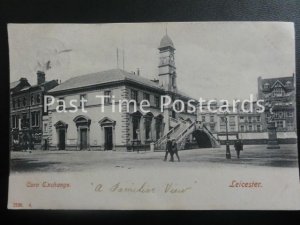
(172, 139, 180, 162)
(164, 135, 173, 161)
(234, 139, 242, 159)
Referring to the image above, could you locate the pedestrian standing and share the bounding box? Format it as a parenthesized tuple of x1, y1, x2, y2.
(172, 139, 180, 162)
(164, 135, 173, 161)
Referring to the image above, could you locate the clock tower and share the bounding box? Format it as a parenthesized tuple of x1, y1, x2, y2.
(158, 34, 177, 92)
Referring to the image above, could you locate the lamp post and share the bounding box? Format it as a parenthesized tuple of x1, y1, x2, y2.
(224, 112, 231, 159)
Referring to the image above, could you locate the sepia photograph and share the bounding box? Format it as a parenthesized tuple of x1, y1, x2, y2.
(8, 22, 300, 210)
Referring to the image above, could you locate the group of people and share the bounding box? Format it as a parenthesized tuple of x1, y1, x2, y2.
(163, 135, 180, 162)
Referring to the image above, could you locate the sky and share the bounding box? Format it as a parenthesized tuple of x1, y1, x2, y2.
(8, 22, 295, 101)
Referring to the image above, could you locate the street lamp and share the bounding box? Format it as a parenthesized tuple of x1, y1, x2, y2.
(224, 111, 231, 159)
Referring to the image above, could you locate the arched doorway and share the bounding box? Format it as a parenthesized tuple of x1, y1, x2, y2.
(155, 114, 164, 140)
(144, 112, 154, 142)
(99, 117, 116, 150)
(73, 115, 91, 150)
(193, 130, 213, 148)
(54, 121, 68, 150)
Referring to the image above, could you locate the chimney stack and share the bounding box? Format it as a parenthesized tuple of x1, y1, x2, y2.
(37, 71, 46, 85)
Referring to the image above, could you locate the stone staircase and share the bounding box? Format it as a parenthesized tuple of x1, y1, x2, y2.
(154, 119, 220, 151)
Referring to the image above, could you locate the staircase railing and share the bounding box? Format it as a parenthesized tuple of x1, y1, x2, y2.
(154, 123, 180, 150)
(175, 121, 197, 150)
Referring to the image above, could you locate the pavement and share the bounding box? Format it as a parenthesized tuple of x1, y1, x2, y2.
(10, 144, 299, 173)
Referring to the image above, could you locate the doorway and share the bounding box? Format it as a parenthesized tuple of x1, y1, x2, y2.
(80, 128, 88, 150)
(58, 129, 66, 150)
(104, 127, 113, 150)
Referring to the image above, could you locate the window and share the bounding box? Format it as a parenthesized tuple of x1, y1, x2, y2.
(17, 98, 20, 108)
(23, 97, 26, 106)
(44, 123, 48, 132)
(287, 121, 294, 130)
(131, 90, 138, 103)
(220, 117, 225, 123)
(248, 116, 252, 123)
(104, 91, 111, 104)
(132, 116, 140, 140)
(155, 118, 163, 139)
(58, 97, 64, 111)
(202, 116, 206, 122)
(36, 94, 41, 104)
(22, 113, 27, 128)
(240, 125, 244, 132)
(279, 112, 283, 118)
(273, 87, 284, 97)
(12, 99, 16, 109)
(31, 95, 34, 105)
(80, 94, 87, 107)
(210, 124, 215, 132)
(31, 111, 40, 127)
(287, 111, 293, 117)
(144, 116, 152, 140)
(257, 125, 261, 132)
(263, 83, 270, 89)
(210, 116, 214, 123)
(285, 81, 292, 87)
(155, 96, 160, 108)
(143, 92, 150, 101)
(230, 126, 235, 131)
(276, 121, 284, 128)
(240, 116, 244, 121)
(256, 116, 261, 122)
(12, 115, 19, 129)
(248, 125, 252, 132)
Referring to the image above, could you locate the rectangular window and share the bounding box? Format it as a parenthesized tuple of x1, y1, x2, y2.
(143, 92, 150, 101)
(202, 116, 206, 122)
(131, 90, 138, 103)
(104, 91, 111, 104)
(58, 97, 64, 111)
(17, 98, 21, 108)
(257, 125, 261, 132)
(31, 95, 34, 105)
(256, 116, 261, 122)
(240, 125, 244, 132)
(31, 112, 40, 127)
(12, 115, 16, 128)
(210, 124, 215, 132)
(248, 117, 252, 122)
(44, 123, 48, 132)
(12, 99, 16, 109)
(248, 125, 252, 132)
(276, 121, 284, 128)
(210, 116, 214, 122)
(80, 94, 87, 107)
(287, 111, 293, 117)
(155, 96, 160, 108)
(240, 116, 244, 121)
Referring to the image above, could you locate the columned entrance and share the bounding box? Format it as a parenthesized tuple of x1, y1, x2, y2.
(73, 115, 91, 150)
(99, 117, 116, 150)
(54, 121, 68, 150)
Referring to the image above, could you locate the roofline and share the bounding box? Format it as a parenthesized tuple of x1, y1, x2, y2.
(48, 79, 165, 96)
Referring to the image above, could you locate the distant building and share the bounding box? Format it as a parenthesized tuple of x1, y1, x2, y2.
(10, 71, 59, 150)
(258, 75, 296, 132)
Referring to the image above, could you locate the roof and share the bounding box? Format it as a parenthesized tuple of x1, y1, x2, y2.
(260, 76, 294, 88)
(159, 34, 174, 49)
(10, 80, 20, 90)
(49, 69, 165, 93)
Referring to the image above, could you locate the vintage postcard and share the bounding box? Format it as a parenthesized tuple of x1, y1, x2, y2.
(8, 22, 300, 210)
